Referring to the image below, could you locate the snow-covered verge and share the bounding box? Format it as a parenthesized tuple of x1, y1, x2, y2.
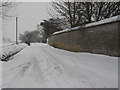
(53, 15, 120, 35)
(1, 43, 118, 88)
(0, 43, 28, 61)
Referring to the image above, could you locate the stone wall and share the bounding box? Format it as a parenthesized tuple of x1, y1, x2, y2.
(48, 16, 120, 57)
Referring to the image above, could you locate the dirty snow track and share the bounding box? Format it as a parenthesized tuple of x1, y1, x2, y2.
(2, 43, 118, 88)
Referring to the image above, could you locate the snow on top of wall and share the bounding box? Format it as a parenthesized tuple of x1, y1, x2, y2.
(53, 15, 120, 35)
(85, 15, 120, 27)
(53, 26, 80, 35)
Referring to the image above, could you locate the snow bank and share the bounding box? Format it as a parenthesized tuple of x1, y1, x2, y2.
(53, 15, 120, 35)
(0, 43, 28, 61)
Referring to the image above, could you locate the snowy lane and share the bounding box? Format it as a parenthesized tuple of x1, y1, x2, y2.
(2, 43, 118, 88)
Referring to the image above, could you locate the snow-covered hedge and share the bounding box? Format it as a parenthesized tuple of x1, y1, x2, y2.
(0, 43, 27, 61)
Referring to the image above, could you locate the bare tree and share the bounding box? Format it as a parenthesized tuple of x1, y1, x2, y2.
(52, 1, 120, 28)
(52, 1, 80, 28)
(94, 2, 120, 21)
(0, 0, 19, 18)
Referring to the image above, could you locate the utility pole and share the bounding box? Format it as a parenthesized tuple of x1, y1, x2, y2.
(16, 17, 18, 44)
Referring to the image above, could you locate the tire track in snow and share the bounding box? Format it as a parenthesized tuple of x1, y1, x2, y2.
(33, 46, 65, 77)
(33, 46, 72, 87)
(33, 46, 92, 88)
(40, 46, 109, 88)
(41, 45, 117, 88)
(4, 47, 44, 88)
(39, 46, 111, 88)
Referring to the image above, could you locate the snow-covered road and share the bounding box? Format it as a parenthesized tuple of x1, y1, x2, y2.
(1, 43, 118, 88)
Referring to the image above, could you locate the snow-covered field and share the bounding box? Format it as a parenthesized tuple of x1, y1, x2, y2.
(0, 43, 27, 61)
(0, 43, 118, 88)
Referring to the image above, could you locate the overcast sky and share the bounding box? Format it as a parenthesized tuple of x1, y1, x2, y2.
(3, 2, 52, 41)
